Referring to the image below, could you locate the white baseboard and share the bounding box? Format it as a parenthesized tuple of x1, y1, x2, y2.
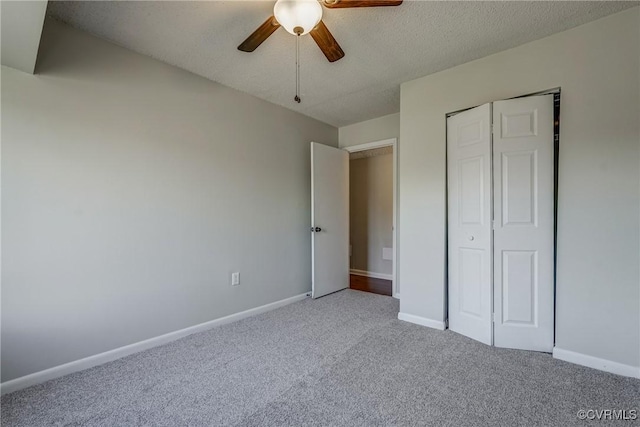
(1, 292, 310, 395)
(393, 292, 400, 300)
(398, 312, 446, 330)
(553, 347, 640, 379)
(350, 269, 393, 281)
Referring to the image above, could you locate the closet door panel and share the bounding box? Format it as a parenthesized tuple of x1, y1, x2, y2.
(493, 95, 554, 352)
(447, 103, 493, 345)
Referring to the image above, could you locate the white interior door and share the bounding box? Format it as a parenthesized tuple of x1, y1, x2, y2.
(447, 103, 493, 345)
(493, 95, 554, 352)
(311, 142, 349, 299)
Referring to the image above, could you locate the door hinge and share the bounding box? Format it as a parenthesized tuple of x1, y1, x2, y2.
(491, 313, 495, 322)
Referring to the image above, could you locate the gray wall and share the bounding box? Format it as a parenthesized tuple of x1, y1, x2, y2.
(339, 113, 399, 149)
(399, 8, 639, 368)
(1, 20, 337, 382)
(0, 1, 47, 74)
(349, 153, 393, 275)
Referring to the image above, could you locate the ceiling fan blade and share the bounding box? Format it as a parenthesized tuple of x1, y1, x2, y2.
(309, 20, 345, 62)
(322, 0, 402, 8)
(238, 16, 281, 52)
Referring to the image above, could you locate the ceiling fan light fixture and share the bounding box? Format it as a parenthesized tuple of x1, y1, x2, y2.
(273, 0, 323, 35)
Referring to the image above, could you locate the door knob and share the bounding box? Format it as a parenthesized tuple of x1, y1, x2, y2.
(468, 235, 475, 241)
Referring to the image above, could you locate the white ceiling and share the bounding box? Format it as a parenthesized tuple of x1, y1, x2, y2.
(47, 1, 636, 127)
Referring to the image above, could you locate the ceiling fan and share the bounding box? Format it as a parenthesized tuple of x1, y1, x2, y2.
(238, 0, 403, 63)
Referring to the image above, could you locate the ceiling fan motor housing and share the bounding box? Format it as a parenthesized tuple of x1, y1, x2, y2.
(273, 0, 323, 36)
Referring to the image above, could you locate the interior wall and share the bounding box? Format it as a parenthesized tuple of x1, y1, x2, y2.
(339, 113, 399, 148)
(399, 7, 639, 369)
(1, 19, 338, 382)
(349, 153, 393, 276)
(0, 1, 47, 74)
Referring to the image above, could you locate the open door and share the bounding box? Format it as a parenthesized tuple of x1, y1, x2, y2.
(311, 142, 349, 299)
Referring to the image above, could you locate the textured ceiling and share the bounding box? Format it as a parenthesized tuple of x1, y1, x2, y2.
(47, 1, 636, 127)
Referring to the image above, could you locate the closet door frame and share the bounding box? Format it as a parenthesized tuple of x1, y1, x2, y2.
(445, 88, 559, 351)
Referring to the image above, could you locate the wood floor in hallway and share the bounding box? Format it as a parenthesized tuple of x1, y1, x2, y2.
(349, 274, 392, 296)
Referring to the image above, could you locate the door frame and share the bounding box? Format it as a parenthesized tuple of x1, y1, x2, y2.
(344, 138, 399, 299)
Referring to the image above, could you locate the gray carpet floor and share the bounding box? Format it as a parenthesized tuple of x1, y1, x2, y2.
(2, 289, 639, 426)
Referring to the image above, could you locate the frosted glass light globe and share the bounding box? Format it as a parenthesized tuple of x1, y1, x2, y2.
(273, 0, 323, 35)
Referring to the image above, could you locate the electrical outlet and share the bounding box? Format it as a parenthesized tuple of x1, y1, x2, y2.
(231, 272, 240, 286)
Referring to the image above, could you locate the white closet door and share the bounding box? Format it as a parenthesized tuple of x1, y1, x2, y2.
(493, 95, 554, 352)
(447, 103, 493, 345)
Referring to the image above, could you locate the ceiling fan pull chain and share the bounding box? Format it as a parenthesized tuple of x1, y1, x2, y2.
(295, 32, 301, 103)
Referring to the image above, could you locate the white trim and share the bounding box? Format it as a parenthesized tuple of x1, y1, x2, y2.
(553, 347, 640, 379)
(392, 138, 398, 299)
(343, 138, 396, 153)
(350, 269, 393, 281)
(1, 293, 310, 395)
(344, 138, 399, 299)
(398, 312, 446, 330)
(310, 142, 317, 297)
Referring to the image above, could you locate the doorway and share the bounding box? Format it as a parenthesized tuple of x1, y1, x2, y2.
(345, 139, 398, 298)
(348, 146, 394, 296)
(310, 139, 398, 299)
(446, 93, 558, 352)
